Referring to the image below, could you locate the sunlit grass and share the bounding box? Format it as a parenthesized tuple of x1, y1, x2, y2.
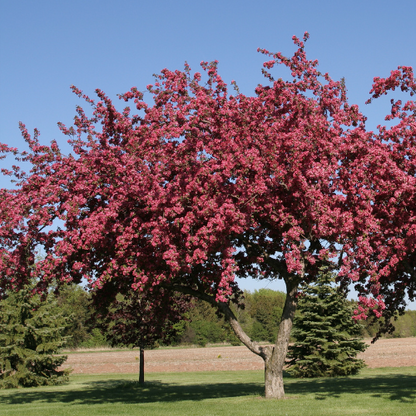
(1, 367, 415, 415)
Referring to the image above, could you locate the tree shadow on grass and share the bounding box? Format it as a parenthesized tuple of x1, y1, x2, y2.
(1, 373, 415, 406)
(285, 374, 416, 403)
(0, 379, 263, 406)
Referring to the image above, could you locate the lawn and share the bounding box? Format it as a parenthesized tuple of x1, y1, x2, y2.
(0, 367, 415, 415)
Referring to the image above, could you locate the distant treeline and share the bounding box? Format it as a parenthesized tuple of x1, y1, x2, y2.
(54, 285, 416, 350)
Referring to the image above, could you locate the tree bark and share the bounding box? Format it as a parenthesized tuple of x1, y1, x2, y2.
(263, 275, 299, 398)
(139, 346, 144, 384)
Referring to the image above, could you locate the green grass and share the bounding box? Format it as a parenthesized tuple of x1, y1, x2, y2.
(0, 368, 415, 415)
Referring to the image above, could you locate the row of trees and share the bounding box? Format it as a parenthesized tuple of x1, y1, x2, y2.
(10, 281, 409, 353)
(2, 33, 416, 397)
(0, 280, 288, 387)
(32, 285, 287, 350)
(1, 269, 414, 388)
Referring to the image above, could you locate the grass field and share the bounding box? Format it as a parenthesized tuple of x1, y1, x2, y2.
(1, 367, 415, 415)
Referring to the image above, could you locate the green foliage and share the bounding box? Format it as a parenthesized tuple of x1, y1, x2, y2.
(390, 311, 416, 338)
(55, 285, 99, 349)
(78, 328, 108, 349)
(169, 320, 187, 345)
(286, 267, 367, 378)
(243, 289, 285, 343)
(180, 291, 286, 346)
(187, 320, 225, 346)
(0, 284, 70, 388)
(182, 299, 239, 346)
(51, 283, 416, 352)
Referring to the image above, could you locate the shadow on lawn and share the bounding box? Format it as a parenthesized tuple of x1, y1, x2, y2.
(1, 373, 415, 405)
(285, 374, 416, 403)
(0, 379, 263, 406)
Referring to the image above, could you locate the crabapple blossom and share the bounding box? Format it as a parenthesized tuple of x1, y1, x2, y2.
(1, 33, 416, 398)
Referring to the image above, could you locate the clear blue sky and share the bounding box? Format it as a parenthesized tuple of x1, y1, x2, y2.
(1, 0, 416, 307)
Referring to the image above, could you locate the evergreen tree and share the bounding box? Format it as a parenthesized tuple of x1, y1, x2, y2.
(286, 267, 367, 378)
(0, 284, 70, 388)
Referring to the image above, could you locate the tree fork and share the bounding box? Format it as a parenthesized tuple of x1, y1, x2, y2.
(172, 275, 300, 399)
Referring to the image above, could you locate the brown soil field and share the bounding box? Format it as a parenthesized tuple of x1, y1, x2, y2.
(60, 337, 416, 374)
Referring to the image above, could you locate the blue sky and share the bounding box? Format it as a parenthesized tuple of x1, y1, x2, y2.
(1, 0, 416, 307)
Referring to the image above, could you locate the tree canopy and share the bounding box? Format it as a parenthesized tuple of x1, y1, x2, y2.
(1, 33, 416, 398)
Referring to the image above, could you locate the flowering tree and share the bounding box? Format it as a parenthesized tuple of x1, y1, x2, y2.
(351, 66, 416, 332)
(1, 34, 415, 398)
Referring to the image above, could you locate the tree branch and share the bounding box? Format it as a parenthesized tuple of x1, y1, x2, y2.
(170, 284, 267, 358)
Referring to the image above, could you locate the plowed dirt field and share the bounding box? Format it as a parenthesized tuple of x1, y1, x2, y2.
(60, 337, 416, 374)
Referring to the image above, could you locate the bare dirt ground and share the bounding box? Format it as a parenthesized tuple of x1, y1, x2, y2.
(60, 337, 416, 374)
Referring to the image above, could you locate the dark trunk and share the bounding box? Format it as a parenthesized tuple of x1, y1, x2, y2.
(139, 346, 144, 383)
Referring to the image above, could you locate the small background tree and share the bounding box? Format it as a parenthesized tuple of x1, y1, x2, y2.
(95, 287, 189, 383)
(286, 267, 367, 378)
(0, 283, 70, 388)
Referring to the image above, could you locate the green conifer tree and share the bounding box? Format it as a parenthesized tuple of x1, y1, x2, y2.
(0, 284, 70, 388)
(286, 267, 367, 378)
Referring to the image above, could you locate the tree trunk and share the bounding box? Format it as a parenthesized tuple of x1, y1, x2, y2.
(172, 273, 300, 399)
(139, 346, 144, 383)
(220, 275, 300, 398)
(263, 275, 299, 398)
(264, 347, 284, 399)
